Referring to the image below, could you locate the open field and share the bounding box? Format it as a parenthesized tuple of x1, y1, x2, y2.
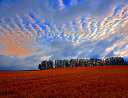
(0, 66, 128, 98)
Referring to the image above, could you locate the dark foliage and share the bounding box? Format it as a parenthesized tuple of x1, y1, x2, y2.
(38, 57, 128, 70)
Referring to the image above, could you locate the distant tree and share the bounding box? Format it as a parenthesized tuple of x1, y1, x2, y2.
(65, 61, 70, 67)
(38, 64, 42, 70)
(39, 61, 48, 70)
(47, 60, 54, 69)
(38, 57, 128, 70)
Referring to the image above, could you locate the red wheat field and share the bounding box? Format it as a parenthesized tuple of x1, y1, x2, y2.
(0, 66, 128, 98)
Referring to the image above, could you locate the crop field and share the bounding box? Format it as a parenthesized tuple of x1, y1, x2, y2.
(0, 66, 128, 98)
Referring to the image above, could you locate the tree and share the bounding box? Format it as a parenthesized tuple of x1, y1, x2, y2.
(38, 61, 47, 70)
(38, 64, 43, 70)
(65, 61, 70, 67)
(38, 57, 128, 70)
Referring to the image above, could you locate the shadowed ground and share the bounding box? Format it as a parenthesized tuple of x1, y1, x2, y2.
(0, 66, 128, 98)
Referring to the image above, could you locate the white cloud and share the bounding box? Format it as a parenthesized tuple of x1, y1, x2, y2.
(0, 0, 124, 24)
(0, 54, 42, 70)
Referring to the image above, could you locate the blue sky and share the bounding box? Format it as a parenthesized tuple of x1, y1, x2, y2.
(0, 0, 128, 70)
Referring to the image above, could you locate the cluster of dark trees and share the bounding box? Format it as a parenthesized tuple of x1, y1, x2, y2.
(38, 57, 128, 70)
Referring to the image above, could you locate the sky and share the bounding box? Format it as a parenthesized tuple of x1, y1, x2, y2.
(0, 0, 128, 70)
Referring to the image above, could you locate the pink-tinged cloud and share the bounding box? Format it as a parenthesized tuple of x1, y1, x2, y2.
(0, 0, 127, 70)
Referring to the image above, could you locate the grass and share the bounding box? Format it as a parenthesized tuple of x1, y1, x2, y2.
(0, 66, 128, 98)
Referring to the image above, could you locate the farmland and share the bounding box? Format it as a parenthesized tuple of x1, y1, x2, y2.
(0, 66, 128, 98)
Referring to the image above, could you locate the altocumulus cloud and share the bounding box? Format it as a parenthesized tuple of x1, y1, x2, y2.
(48, 25, 128, 61)
(0, 0, 122, 24)
(44, 33, 123, 60)
(0, 0, 128, 70)
(0, 31, 127, 70)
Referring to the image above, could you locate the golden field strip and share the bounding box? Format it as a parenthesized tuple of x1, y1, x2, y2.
(0, 66, 128, 98)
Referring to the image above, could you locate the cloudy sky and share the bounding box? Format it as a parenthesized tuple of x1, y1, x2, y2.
(0, 0, 128, 70)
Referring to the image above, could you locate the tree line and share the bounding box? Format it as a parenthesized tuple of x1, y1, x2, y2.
(38, 57, 128, 70)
